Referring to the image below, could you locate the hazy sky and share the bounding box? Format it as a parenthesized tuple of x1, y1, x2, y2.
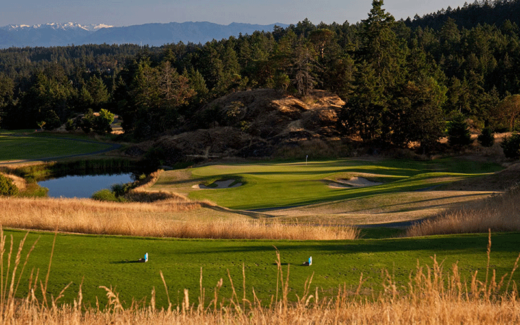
(0, 0, 471, 27)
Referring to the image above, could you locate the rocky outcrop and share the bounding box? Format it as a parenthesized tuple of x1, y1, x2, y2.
(125, 89, 350, 162)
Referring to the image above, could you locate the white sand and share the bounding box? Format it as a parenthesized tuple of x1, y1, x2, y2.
(192, 179, 242, 189)
(328, 177, 382, 189)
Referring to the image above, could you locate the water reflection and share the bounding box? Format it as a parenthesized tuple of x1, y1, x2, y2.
(39, 174, 134, 198)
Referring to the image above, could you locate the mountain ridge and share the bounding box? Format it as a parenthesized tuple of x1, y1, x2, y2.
(0, 21, 288, 48)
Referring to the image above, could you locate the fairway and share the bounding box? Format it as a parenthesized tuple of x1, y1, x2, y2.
(0, 134, 115, 162)
(152, 158, 502, 214)
(7, 229, 520, 308)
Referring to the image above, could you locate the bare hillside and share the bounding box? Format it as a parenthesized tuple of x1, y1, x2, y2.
(125, 89, 351, 164)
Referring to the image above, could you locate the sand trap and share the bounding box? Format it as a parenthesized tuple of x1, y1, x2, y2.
(328, 177, 382, 189)
(192, 179, 243, 189)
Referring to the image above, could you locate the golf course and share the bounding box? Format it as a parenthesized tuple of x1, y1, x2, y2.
(1, 132, 519, 322)
(150, 158, 503, 224)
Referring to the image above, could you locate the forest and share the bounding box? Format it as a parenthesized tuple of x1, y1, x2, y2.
(0, 0, 519, 152)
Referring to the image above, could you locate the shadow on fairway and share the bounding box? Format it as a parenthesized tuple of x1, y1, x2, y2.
(183, 233, 520, 256)
(111, 260, 144, 264)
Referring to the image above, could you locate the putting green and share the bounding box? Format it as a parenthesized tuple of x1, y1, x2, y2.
(152, 159, 502, 210)
(6, 229, 520, 308)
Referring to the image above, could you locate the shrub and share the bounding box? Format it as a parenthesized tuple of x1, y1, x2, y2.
(501, 133, 520, 159)
(477, 127, 495, 147)
(43, 110, 62, 130)
(0, 174, 18, 196)
(142, 147, 166, 169)
(93, 108, 115, 133)
(110, 182, 139, 197)
(80, 109, 95, 133)
(110, 184, 126, 197)
(448, 113, 473, 147)
(65, 119, 76, 131)
(91, 189, 123, 202)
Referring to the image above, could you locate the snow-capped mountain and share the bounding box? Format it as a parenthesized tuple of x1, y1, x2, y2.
(0, 21, 287, 48)
(1, 22, 114, 32)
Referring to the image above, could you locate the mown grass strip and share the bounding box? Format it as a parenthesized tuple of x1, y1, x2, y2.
(5, 229, 519, 308)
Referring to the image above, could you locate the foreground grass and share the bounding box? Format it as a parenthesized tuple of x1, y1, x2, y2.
(5, 229, 520, 310)
(0, 134, 113, 161)
(152, 158, 501, 211)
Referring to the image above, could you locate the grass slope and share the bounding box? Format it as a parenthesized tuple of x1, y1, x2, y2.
(0, 135, 113, 161)
(153, 159, 501, 210)
(7, 229, 520, 308)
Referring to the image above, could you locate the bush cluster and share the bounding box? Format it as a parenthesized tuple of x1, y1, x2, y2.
(91, 189, 123, 202)
(0, 174, 18, 196)
(501, 134, 520, 159)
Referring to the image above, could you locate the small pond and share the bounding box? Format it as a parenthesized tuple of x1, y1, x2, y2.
(39, 173, 135, 199)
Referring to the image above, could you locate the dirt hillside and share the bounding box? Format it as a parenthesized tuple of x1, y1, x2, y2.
(125, 89, 351, 164)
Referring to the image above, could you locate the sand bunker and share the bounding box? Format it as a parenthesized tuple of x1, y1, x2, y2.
(328, 177, 382, 189)
(192, 179, 243, 189)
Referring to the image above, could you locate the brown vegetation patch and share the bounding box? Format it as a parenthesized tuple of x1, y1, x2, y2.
(269, 191, 494, 225)
(0, 197, 357, 240)
(406, 185, 520, 237)
(131, 169, 164, 192)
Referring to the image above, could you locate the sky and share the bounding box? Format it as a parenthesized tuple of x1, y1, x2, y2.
(0, 0, 471, 27)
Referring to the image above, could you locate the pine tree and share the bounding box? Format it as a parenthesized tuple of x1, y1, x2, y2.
(189, 68, 209, 102)
(87, 75, 109, 109)
(348, 61, 385, 140)
(392, 78, 447, 150)
(358, 0, 406, 86)
(448, 113, 473, 147)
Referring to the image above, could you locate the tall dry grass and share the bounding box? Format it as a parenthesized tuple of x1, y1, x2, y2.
(131, 169, 164, 192)
(0, 197, 359, 240)
(406, 184, 520, 237)
(1, 230, 520, 324)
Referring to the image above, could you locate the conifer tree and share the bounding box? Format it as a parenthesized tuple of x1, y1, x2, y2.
(87, 75, 109, 109)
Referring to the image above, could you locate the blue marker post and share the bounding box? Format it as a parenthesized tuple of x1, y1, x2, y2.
(308, 256, 312, 266)
(144, 252, 148, 262)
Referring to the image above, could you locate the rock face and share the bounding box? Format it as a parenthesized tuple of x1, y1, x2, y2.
(126, 89, 350, 163)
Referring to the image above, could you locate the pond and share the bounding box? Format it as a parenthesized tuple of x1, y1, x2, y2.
(38, 173, 135, 199)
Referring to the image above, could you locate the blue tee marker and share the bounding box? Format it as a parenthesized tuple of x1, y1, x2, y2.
(144, 253, 148, 262)
(309, 256, 312, 266)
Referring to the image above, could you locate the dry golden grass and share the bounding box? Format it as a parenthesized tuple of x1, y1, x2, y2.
(0, 197, 358, 240)
(131, 169, 164, 192)
(406, 184, 520, 237)
(1, 230, 520, 324)
(268, 190, 494, 225)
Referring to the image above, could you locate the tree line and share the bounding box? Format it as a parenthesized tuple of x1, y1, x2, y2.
(0, 0, 519, 153)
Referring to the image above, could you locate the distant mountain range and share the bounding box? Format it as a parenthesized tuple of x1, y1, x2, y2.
(0, 22, 288, 48)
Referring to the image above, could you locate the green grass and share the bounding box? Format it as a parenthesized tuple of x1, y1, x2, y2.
(5, 229, 520, 308)
(0, 129, 36, 134)
(154, 158, 502, 210)
(0, 135, 113, 161)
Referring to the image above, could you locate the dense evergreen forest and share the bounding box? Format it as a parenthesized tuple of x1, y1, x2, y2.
(1, 0, 519, 151)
